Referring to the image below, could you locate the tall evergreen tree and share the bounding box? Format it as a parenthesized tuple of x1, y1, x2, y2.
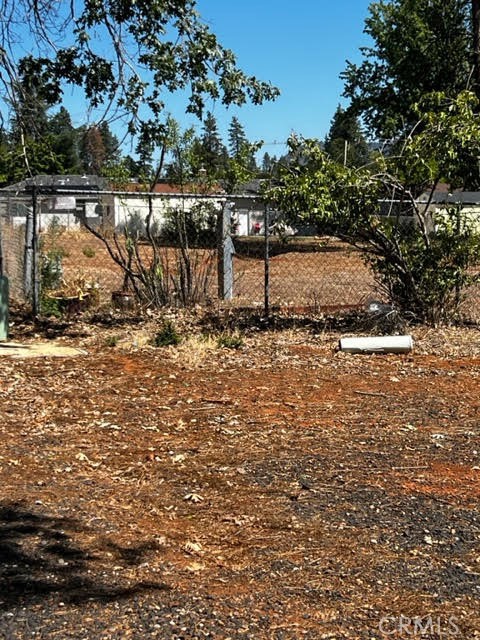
(324, 106, 370, 167)
(98, 121, 120, 164)
(9, 57, 55, 144)
(80, 125, 107, 174)
(228, 116, 256, 170)
(7, 57, 64, 180)
(49, 107, 81, 173)
(261, 151, 277, 174)
(228, 116, 248, 157)
(200, 112, 226, 177)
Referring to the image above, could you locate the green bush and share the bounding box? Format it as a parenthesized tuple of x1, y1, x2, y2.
(82, 246, 96, 258)
(151, 321, 181, 347)
(160, 202, 217, 248)
(369, 207, 480, 324)
(40, 295, 63, 318)
(217, 332, 244, 349)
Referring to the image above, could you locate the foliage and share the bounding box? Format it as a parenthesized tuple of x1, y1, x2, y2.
(105, 335, 120, 347)
(48, 107, 82, 173)
(82, 246, 96, 258)
(1, 89, 123, 184)
(200, 112, 228, 179)
(0, 0, 279, 158)
(41, 250, 64, 293)
(228, 116, 257, 169)
(342, 0, 471, 140)
(120, 210, 161, 239)
(324, 106, 371, 168)
(151, 321, 181, 347)
(40, 217, 67, 315)
(161, 202, 218, 248)
(164, 119, 208, 188)
(266, 92, 480, 324)
(223, 139, 263, 193)
(260, 152, 278, 176)
(369, 206, 480, 323)
(216, 332, 244, 349)
(83, 199, 219, 308)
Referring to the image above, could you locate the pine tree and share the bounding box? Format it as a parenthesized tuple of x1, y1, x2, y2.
(228, 116, 256, 170)
(7, 59, 64, 180)
(80, 125, 107, 174)
(324, 106, 370, 167)
(49, 107, 81, 173)
(261, 151, 278, 174)
(200, 112, 226, 177)
(228, 116, 248, 157)
(98, 121, 120, 164)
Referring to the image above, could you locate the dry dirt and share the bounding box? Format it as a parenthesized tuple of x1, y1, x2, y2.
(0, 312, 479, 639)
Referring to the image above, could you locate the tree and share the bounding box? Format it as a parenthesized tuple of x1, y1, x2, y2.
(5, 57, 64, 180)
(342, 0, 471, 140)
(473, 0, 480, 96)
(267, 92, 480, 324)
(77, 121, 124, 174)
(227, 117, 246, 156)
(80, 125, 107, 174)
(228, 116, 257, 171)
(98, 122, 120, 164)
(0, 0, 279, 157)
(324, 106, 370, 167)
(9, 56, 55, 144)
(49, 107, 82, 173)
(0, 1, 279, 308)
(261, 152, 277, 174)
(0, 130, 10, 186)
(200, 112, 227, 178)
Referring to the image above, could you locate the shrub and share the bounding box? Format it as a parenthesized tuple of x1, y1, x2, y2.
(216, 332, 244, 349)
(105, 335, 120, 347)
(151, 320, 181, 347)
(82, 246, 96, 258)
(267, 94, 480, 324)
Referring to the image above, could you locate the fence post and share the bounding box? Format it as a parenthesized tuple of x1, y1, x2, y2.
(264, 203, 270, 317)
(217, 201, 234, 300)
(0, 274, 8, 341)
(32, 186, 40, 316)
(24, 196, 34, 304)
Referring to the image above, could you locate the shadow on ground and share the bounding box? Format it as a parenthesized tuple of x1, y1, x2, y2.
(0, 502, 168, 610)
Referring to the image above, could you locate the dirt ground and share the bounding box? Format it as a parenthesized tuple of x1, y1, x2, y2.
(40, 231, 382, 310)
(0, 311, 479, 639)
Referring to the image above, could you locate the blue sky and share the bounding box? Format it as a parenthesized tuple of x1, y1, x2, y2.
(60, 1, 374, 158)
(191, 0, 374, 156)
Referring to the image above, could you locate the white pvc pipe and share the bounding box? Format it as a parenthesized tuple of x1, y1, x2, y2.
(339, 335, 413, 354)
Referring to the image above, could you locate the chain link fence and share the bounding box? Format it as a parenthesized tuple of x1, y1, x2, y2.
(0, 184, 479, 323)
(232, 236, 378, 313)
(0, 193, 30, 305)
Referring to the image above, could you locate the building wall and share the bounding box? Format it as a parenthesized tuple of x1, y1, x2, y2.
(112, 194, 227, 230)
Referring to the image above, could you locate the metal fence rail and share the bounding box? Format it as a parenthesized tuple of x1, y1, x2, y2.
(0, 185, 478, 323)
